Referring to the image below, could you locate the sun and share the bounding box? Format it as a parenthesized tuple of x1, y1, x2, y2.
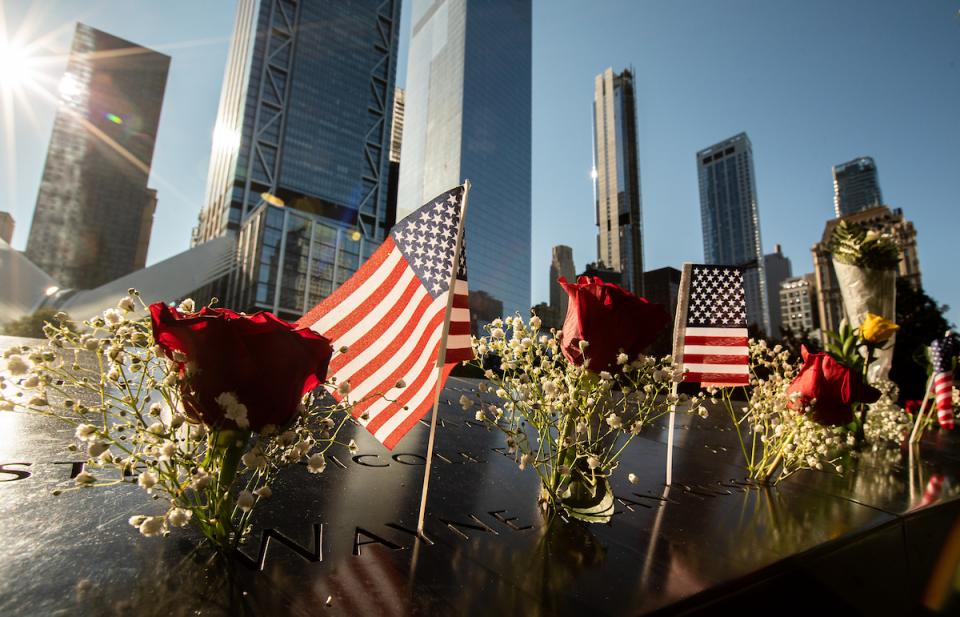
(0, 37, 35, 93)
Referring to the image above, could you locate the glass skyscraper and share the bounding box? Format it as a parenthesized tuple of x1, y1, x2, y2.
(833, 156, 882, 217)
(26, 23, 169, 290)
(593, 67, 643, 295)
(192, 0, 401, 319)
(697, 132, 769, 334)
(397, 0, 531, 323)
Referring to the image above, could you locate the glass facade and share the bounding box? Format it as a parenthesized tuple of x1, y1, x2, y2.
(397, 0, 531, 323)
(25, 23, 169, 289)
(194, 0, 401, 313)
(697, 132, 769, 334)
(231, 204, 376, 322)
(593, 67, 643, 295)
(833, 156, 882, 217)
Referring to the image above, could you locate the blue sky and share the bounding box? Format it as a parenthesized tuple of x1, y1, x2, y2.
(1, 1, 958, 325)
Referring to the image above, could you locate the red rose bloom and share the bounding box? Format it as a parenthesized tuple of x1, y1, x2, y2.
(558, 276, 669, 372)
(787, 346, 881, 426)
(150, 303, 333, 433)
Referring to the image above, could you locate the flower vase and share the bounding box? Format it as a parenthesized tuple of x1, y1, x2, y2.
(832, 261, 897, 382)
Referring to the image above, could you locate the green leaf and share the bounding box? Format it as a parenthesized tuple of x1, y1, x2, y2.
(561, 476, 615, 524)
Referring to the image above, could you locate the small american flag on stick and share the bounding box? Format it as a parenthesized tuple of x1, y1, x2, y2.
(931, 335, 957, 430)
(672, 263, 750, 388)
(297, 186, 473, 449)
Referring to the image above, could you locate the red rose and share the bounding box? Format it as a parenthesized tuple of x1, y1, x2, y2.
(786, 346, 881, 426)
(149, 303, 333, 433)
(557, 276, 669, 372)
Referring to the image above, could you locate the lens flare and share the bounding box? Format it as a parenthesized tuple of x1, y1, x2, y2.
(105, 112, 123, 124)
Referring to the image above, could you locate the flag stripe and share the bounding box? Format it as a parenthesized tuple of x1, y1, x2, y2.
(684, 335, 749, 347)
(375, 353, 444, 444)
(683, 363, 750, 375)
(683, 345, 746, 356)
(297, 239, 399, 331)
(323, 257, 415, 345)
(331, 286, 433, 380)
(687, 372, 750, 385)
(682, 354, 749, 365)
(383, 364, 456, 449)
(367, 338, 442, 435)
(347, 297, 445, 403)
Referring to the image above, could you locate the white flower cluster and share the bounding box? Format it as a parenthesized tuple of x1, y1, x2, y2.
(465, 313, 703, 516)
(0, 291, 359, 550)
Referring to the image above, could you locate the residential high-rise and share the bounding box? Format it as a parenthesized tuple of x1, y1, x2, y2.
(780, 274, 819, 340)
(812, 205, 920, 337)
(697, 132, 769, 334)
(549, 245, 575, 319)
(0, 212, 13, 245)
(25, 23, 169, 289)
(593, 67, 643, 295)
(193, 0, 401, 318)
(397, 0, 532, 322)
(833, 156, 882, 218)
(764, 244, 792, 338)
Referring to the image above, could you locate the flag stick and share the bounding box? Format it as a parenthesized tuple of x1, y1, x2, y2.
(416, 180, 471, 534)
(667, 263, 693, 487)
(666, 384, 677, 487)
(909, 372, 935, 444)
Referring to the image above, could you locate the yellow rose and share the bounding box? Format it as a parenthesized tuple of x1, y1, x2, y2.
(860, 313, 899, 344)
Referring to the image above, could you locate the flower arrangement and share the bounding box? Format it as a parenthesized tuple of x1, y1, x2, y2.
(717, 336, 906, 484)
(463, 277, 704, 523)
(0, 292, 362, 552)
(829, 220, 901, 271)
(829, 220, 901, 381)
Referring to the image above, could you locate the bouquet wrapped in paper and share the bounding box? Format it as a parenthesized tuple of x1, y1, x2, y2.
(829, 220, 901, 382)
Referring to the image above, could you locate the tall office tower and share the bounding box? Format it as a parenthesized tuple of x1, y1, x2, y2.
(780, 273, 819, 340)
(811, 205, 920, 337)
(0, 212, 13, 245)
(25, 23, 169, 289)
(549, 245, 575, 318)
(193, 0, 401, 318)
(697, 132, 769, 334)
(764, 244, 792, 338)
(593, 67, 643, 295)
(833, 156, 882, 218)
(397, 0, 532, 324)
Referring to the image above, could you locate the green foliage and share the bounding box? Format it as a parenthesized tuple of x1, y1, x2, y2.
(829, 220, 901, 270)
(823, 321, 864, 373)
(2, 308, 75, 338)
(890, 279, 952, 401)
(779, 325, 822, 363)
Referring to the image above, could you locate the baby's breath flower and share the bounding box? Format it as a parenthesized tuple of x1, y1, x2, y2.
(167, 508, 192, 527)
(236, 490, 255, 512)
(103, 308, 123, 325)
(307, 453, 326, 474)
(138, 471, 158, 491)
(5, 355, 30, 376)
(75, 471, 96, 485)
(138, 516, 166, 537)
(117, 297, 136, 312)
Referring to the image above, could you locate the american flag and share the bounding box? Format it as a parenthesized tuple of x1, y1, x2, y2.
(931, 335, 956, 430)
(673, 264, 750, 387)
(297, 186, 473, 449)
